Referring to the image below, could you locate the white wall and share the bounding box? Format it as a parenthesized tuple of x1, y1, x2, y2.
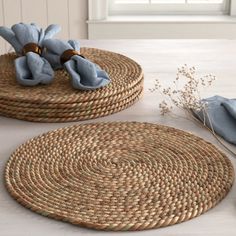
(88, 0, 236, 39)
(88, 18, 236, 39)
(0, 0, 88, 54)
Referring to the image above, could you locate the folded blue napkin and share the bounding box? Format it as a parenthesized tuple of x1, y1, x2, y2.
(194, 95, 236, 145)
(43, 39, 110, 90)
(0, 23, 61, 86)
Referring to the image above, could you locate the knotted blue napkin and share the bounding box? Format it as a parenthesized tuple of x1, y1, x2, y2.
(43, 39, 110, 90)
(194, 95, 236, 145)
(0, 23, 61, 86)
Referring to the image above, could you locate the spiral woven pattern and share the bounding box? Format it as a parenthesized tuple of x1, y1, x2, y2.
(0, 90, 143, 122)
(0, 48, 143, 122)
(5, 122, 234, 231)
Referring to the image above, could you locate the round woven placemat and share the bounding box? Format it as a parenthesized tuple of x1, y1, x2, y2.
(0, 48, 143, 103)
(0, 89, 143, 122)
(0, 80, 143, 109)
(5, 122, 234, 230)
(0, 48, 143, 122)
(0, 88, 142, 116)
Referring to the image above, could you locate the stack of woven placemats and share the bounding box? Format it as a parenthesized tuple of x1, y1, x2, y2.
(0, 48, 144, 122)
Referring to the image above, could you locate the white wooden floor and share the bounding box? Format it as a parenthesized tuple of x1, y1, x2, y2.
(0, 40, 236, 236)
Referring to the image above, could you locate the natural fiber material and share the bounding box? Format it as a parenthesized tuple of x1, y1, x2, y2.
(5, 122, 234, 231)
(0, 80, 143, 109)
(0, 88, 142, 116)
(0, 89, 143, 122)
(0, 48, 143, 122)
(0, 48, 143, 102)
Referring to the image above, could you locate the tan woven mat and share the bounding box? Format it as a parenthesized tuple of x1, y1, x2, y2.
(0, 48, 143, 122)
(5, 122, 234, 231)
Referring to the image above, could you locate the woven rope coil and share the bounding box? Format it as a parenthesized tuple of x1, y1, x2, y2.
(0, 89, 143, 122)
(0, 80, 143, 109)
(0, 48, 143, 122)
(5, 122, 234, 231)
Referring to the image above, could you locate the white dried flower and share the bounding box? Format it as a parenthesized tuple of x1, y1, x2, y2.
(150, 65, 216, 115)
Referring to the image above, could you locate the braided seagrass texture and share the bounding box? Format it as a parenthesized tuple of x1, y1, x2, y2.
(0, 90, 143, 122)
(5, 122, 234, 231)
(0, 48, 143, 122)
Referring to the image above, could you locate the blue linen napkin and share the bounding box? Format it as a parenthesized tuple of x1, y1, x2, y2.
(0, 23, 61, 86)
(43, 39, 110, 90)
(194, 95, 236, 145)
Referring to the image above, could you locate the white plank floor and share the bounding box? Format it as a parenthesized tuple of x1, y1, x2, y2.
(0, 40, 236, 236)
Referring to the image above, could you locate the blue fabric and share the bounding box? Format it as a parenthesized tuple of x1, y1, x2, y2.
(0, 23, 61, 86)
(194, 95, 236, 145)
(43, 39, 110, 90)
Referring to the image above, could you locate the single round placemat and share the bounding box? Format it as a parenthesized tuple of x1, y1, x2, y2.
(5, 122, 234, 231)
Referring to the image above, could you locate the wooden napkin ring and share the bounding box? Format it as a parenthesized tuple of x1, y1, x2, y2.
(60, 49, 84, 65)
(22, 43, 42, 56)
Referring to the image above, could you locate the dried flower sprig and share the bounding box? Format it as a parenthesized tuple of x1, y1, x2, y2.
(150, 64, 216, 115)
(150, 65, 236, 157)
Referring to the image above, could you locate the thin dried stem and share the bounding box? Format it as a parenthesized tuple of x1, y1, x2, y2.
(150, 64, 236, 157)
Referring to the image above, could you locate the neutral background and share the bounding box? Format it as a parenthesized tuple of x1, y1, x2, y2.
(0, 0, 88, 54)
(0, 40, 236, 236)
(1, 0, 236, 54)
